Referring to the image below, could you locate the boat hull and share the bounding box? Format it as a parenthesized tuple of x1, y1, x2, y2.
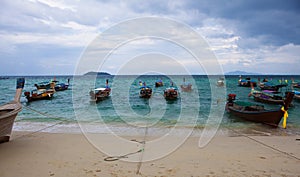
(227, 104, 283, 126)
(253, 94, 284, 105)
(259, 85, 279, 91)
(238, 78, 257, 87)
(0, 102, 22, 143)
(140, 88, 152, 98)
(164, 88, 178, 100)
(25, 93, 53, 102)
(238, 82, 257, 87)
(180, 85, 192, 92)
(294, 94, 300, 100)
(90, 89, 111, 103)
(55, 84, 69, 91)
(94, 96, 109, 102)
(217, 81, 224, 87)
(155, 82, 163, 87)
(292, 84, 300, 89)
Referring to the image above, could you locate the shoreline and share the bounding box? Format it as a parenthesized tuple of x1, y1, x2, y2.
(0, 130, 299, 176)
(13, 120, 300, 137)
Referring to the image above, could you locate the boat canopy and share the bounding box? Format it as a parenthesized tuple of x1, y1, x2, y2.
(294, 90, 300, 95)
(166, 87, 177, 90)
(95, 88, 107, 91)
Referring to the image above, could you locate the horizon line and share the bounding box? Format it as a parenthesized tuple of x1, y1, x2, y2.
(1, 74, 300, 77)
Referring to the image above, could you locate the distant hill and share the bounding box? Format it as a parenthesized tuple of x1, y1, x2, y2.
(84, 72, 111, 76)
(225, 70, 261, 75)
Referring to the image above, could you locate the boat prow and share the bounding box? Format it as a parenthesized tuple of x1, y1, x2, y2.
(0, 78, 24, 143)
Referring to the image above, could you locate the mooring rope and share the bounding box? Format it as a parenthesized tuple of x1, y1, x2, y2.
(104, 146, 144, 162)
(136, 126, 148, 174)
(19, 104, 155, 174)
(227, 127, 300, 161)
(102, 125, 149, 175)
(13, 104, 73, 140)
(102, 127, 149, 168)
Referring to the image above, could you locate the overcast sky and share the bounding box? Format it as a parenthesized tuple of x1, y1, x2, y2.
(1, 0, 300, 75)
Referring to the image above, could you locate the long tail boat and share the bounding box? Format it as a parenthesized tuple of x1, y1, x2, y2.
(155, 78, 163, 87)
(252, 92, 285, 105)
(24, 89, 54, 102)
(90, 79, 111, 102)
(238, 76, 257, 87)
(164, 82, 179, 100)
(0, 78, 24, 143)
(217, 77, 225, 87)
(226, 92, 294, 127)
(139, 82, 152, 98)
(292, 90, 300, 101)
(24, 82, 55, 102)
(180, 78, 192, 92)
(249, 89, 288, 105)
(53, 78, 70, 91)
(291, 78, 300, 89)
(291, 79, 300, 101)
(258, 78, 287, 92)
(55, 83, 69, 91)
(248, 82, 287, 105)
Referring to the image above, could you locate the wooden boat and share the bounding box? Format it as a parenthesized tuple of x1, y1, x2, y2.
(290, 78, 300, 89)
(217, 77, 225, 87)
(0, 78, 24, 143)
(52, 78, 70, 91)
(155, 79, 163, 87)
(226, 92, 294, 127)
(293, 83, 300, 89)
(54, 79, 70, 91)
(24, 89, 54, 102)
(90, 79, 111, 102)
(258, 78, 287, 91)
(291, 80, 300, 100)
(0, 77, 9, 80)
(55, 83, 69, 91)
(292, 81, 300, 89)
(253, 93, 286, 105)
(293, 90, 300, 101)
(259, 83, 287, 92)
(180, 78, 192, 92)
(139, 83, 152, 98)
(249, 89, 288, 105)
(164, 82, 178, 100)
(25, 82, 55, 102)
(238, 76, 257, 87)
(34, 81, 52, 89)
(35, 77, 69, 91)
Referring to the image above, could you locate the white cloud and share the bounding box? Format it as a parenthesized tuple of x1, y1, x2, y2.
(261, 43, 300, 64)
(0, 0, 299, 75)
(0, 31, 96, 47)
(35, 0, 76, 12)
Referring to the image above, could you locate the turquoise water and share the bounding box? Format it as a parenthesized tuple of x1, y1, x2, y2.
(1, 75, 300, 135)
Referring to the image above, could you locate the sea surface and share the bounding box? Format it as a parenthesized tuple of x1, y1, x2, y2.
(1, 75, 300, 136)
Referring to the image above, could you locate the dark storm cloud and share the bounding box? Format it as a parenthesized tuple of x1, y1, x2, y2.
(184, 0, 300, 46)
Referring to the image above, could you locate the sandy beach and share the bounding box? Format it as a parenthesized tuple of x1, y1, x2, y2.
(0, 130, 299, 177)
